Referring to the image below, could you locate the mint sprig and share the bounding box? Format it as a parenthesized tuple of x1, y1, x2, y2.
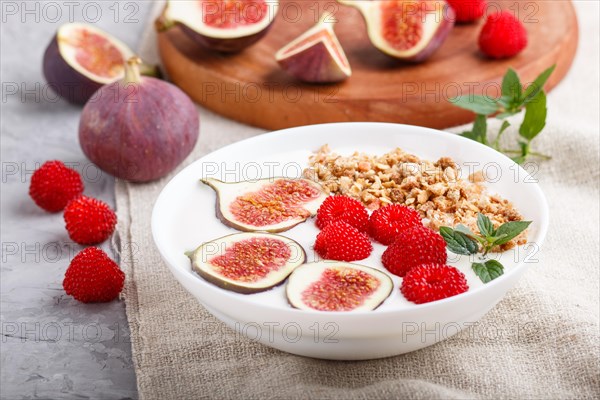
(450, 65, 555, 164)
(439, 227, 479, 255)
(472, 260, 504, 283)
(440, 213, 531, 283)
(476, 212, 495, 237)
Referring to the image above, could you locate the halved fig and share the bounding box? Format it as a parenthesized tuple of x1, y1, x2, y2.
(43, 22, 160, 104)
(275, 13, 351, 83)
(337, 0, 455, 62)
(286, 261, 393, 312)
(156, 0, 278, 53)
(201, 177, 327, 232)
(188, 232, 306, 293)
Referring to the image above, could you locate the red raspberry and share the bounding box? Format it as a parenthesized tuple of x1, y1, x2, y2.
(313, 226, 329, 256)
(369, 204, 422, 245)
(314, 221, 373, 261)
(446, 0, 486, 23)
(64, 195, 117, 245)
(63, 247, 125, 303)
(479, 11, 527, 59)
(381, 225, 447, 277)
(316, 196, 369, 232)
(29, 160, 84, 212)
(401, 264, 469, 304)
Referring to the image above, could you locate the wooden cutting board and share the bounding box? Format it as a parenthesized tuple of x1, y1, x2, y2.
(157, 0, 578, 130)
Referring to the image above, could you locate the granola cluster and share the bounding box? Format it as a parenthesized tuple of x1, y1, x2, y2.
(303, 145, 526, 250)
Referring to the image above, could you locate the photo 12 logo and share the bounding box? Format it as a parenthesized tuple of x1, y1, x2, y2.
(232, 321, 339, 344)
(2, 161, 104, 184)
(1, 321, 131, 344)
(200, 161, 307, 182)
(1, 1, 140, 24)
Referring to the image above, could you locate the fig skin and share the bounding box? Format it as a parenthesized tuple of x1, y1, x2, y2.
(276, 15, 351, 83)
(179, 23, 273, 53)
(278, 42, 348, 83)
(79, 58, 199, 182)
(154, 1, 277, 54)
(187, 233, 307, 294)
(337, 0, 455, 62)
(285, 262, 394, 312)
(194, 250, 307, 294)
(203, 177, 309, 233)
(201, 177, 327, 233)
(43, 27, 161, 105)
(43, 35, 102, 105)
(402, 5, 455, 63)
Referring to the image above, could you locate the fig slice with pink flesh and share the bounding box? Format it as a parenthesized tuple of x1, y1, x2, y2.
(188, 232, 306, 294)
(43, 22, 160, 104)
(275, 13, 352, 83)
(337, 0, 454, 62)
(286, 261, 394, 312)
(201, 177, 327, 232)
(156, 0, 278, 53)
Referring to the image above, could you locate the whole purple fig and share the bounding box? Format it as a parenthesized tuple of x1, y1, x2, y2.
(79, 57, 199, 182)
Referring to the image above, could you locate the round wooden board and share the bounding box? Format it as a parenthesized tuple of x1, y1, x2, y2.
(157, 0, 578, 130)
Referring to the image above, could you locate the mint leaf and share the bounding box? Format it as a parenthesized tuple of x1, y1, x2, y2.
(497, 95, 512, 109)
(519, 91, 547, 141)
(498, 120, 511, 136)
(472, 260, 504, 283)
(461, 114, 488, 144)
(487, 233, 508, 244)
(496, 110, 520, 120)
(523, 64, 556, 104)
(461, 114, 489, 144)
(455, 224, 477, 237)
(492, 120, 512, 150)
(501, 68, 522, 104)
(440, 227, 479, 255)
(450, 95, 499, 115)
(477, 213, 495, 237)
(461, 130, 482, 142)
(448, 66, 553, 163)
(512, 155, 526, 164)
(455, 224, 487, 245)
(492, 221, 532, 246)
(509, 142, 529, 164)
(518, 140, 529, 155)
(473, 114, 487, 140)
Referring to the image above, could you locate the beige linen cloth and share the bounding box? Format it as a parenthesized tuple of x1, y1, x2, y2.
(115, 2, 599, 398)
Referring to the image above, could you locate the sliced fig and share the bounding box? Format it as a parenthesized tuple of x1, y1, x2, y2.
(188, 232, 306, 293)
(156, 0, 278, 53)
(337, 0, 454, 62)
(202, 177, 327, 232)
(43, 22, 160, 104)
(275, 13, 351, 83)
(286, 261, 393, 312)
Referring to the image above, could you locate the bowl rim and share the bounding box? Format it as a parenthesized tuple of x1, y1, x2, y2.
(151, 122, 550, 317)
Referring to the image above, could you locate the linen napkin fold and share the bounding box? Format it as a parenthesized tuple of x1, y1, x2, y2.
(115, 2, 599, 399)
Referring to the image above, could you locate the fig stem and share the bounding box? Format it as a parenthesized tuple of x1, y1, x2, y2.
(123, 57, 142, 84)
(155, 14, 176, 32)
(139, 62, 163, 79)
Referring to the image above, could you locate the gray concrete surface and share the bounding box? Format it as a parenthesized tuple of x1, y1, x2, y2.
(1, 2, 153, 398)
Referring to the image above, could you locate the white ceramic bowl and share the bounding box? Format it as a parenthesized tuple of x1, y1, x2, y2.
(152, 122, 549, 360)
